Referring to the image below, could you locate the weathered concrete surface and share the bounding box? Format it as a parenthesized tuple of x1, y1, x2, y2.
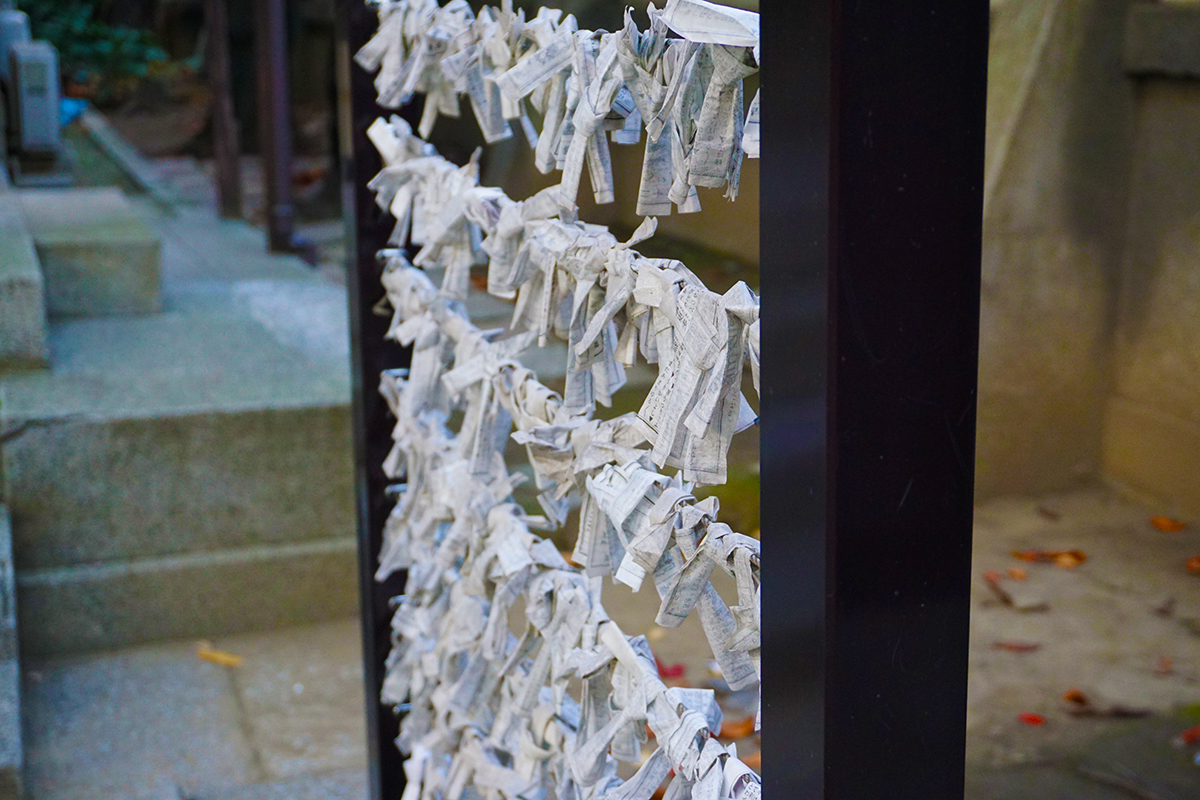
(0, 307, 355, 572)
(18, 187, 161, 317)
(968, 488, 1200, 770)
(1124, 2, 1200, 78)
(4, 399, 353, 570)
(22, 638, 258, 800)
(0, 509, 22, 800)
(0, 663, 22, 800)
(1105, 79, 1200, 517)
(975, 0, 1136, 500)
(1077, 714, 1200, 799)
(215, 620, 367, 781)
(21, 620, 367, 800)
(16, 537, 358, 657)
(966, 765, 1133, 800)
(1103, 398, 1200, 518)
(0, 197, 359, 655)
(0, 509, 17, 665)
(191, 770, 366, 800)
(0, 190, 48, 368)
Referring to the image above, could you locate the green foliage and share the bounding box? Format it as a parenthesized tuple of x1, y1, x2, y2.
(18, 0, 167, 84)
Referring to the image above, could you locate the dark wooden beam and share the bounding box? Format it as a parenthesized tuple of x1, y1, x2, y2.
(204, 0, 242, 219)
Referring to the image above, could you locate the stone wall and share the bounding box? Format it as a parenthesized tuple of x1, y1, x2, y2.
(1102, 4, 1200, 516)
(975, 0, 1136, 499)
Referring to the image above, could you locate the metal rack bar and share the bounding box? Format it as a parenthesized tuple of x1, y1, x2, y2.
(338, 2, 412, 798)
(760, 1, 988, 797)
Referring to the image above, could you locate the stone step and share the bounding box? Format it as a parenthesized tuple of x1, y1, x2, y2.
(0, 189, 48, 369)
(17, 187, 161, 318)
(1, 310, 354, 572)
(1, 273, 357, 655)
(16, 536, 358, 658)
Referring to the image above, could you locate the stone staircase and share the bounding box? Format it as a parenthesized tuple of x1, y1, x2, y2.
(0, 182, 359, 677)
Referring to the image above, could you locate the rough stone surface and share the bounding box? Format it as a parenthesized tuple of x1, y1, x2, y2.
(975, 0, 1136, 500)
(3, 401, 354, 570)
(215, 620, 366, 780)
(965, 765, 1136, 800)
(0, 190, 48, 368)
(1106, 80, 1200, 516)
(0, 509, 21, 800)
(0, 508, 16, 663)
(17, 187, 161, 317)
(1077, 714, 1200, 799)
(0, 662, 22, 800)
(1124, 3, 1200, 78)
(21, 639, 257, 800)
(16, 537, 359, 657)
(1103, 397, 1200, 518)
(189, 770, 367, 800)
(0, 194, 360, 654)
(21, 621, 368, 800)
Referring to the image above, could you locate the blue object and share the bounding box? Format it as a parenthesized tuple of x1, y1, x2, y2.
(60, 97, 88, 126)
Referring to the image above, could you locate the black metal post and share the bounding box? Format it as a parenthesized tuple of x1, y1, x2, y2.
(761, 1, 987, 798)
(204, 0, 242, 219)
(254, 0, 315, 261)
(337, 2, 411, 799)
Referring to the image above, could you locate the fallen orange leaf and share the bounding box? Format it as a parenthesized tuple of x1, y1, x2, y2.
(196, 643, 244, 668)
(1012, 549, 1087, 568)
(1151, 516, 1186, 533)
(1179, 724, 1200, 746)
(1156, 656, 1174, 676)
(1007, 568, 1028, 581)
(1187, 556, 1200, 575)
(719, 715, 756, 740)
(1018, 712, 1046, 726)
(992, 641, 1040, 653)
(1062, 688, 1087, 705)
(1054, 552, 1083, 569)
(741, 751, 762, 770)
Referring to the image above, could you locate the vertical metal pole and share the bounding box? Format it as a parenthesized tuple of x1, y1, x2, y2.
(337, 2, 412, 798)
(205, 0, 242, 219)
(254, 0, 300, 253)
(761, 2, 988, 798)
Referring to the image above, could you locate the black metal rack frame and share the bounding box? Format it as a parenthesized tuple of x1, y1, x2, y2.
(337, 2, 988, 798)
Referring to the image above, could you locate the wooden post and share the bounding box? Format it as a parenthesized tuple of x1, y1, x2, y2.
(254, 0, 309, 258)
(760, 1, 988, 797)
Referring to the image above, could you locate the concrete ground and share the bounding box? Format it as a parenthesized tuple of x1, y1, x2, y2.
(966, 487, 1200, 798)
(17, 487, 1199, 799)
(21, 619, 367, 800)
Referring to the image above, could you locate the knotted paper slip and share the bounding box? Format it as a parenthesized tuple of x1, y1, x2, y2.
(357, 3, 763, 797)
